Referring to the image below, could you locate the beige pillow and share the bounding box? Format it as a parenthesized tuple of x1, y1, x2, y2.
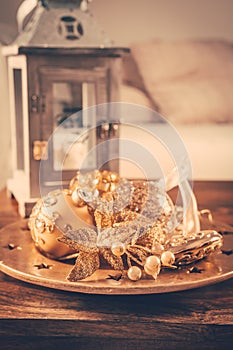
(122, 53, 146, 91)
(131, 39, 233, 123)
(119, 84, 154, 109)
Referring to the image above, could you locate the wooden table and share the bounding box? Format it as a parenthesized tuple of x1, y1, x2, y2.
(0, 182, 233, 350)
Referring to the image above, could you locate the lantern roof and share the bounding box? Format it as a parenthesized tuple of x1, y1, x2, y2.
(3, 0, 128, 56)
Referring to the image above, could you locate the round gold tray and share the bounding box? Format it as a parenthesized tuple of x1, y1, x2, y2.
(0, 220, 232, 295)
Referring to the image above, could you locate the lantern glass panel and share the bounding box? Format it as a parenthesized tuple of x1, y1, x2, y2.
(52, 81, 97, 171)
(13, 68, 24, 171)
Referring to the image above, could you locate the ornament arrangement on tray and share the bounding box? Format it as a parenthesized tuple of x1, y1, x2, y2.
(28, 169, 223, 282)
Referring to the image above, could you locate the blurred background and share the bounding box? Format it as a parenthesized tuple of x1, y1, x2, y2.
(1, 0, 233, 44)
(0, 0, 233, 190)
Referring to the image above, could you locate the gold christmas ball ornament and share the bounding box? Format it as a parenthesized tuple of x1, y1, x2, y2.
(29, 189, 95, 260)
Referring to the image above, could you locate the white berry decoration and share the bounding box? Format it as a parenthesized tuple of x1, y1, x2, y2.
(144, 255, 161, 277)
(127, 266, 142, 281)
(161, 251, 175, 266)
(111, 242, 126, 257)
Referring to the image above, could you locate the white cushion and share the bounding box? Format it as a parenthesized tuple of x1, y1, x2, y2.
(131, 39, 233, 123)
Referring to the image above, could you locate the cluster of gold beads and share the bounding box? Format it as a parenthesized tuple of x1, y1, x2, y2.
(70, 170, 120, 208)
(110, 241, 176, 281)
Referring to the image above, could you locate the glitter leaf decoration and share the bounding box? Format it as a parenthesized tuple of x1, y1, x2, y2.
(67, 251, 100, 281)
(97, 215, 154, 248)
(100, 248, 124, 271)
(58, 226, 98, 251)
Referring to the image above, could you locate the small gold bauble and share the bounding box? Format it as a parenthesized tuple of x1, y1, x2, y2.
(127, 266, 142, 281)
(144, 255, 161, 276)
(161, 251, 175, 266)
(97, 181, 110, 192)
(111, 242, 126, 256)
(151, 242, 164, 255)
(71, 189, 85, 207)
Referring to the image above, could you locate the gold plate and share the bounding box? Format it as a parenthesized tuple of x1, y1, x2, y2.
(0, 220, 232, 295)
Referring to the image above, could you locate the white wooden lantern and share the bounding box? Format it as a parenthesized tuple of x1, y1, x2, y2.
(3, 0, 128, 216)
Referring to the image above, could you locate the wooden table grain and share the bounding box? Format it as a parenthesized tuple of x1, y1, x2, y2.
(0, 182, 233, 350)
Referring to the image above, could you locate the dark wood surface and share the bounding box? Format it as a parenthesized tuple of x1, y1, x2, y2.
(0, 182, 233, 350)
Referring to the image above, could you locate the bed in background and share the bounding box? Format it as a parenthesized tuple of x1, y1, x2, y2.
(119, 39, 233, 181)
